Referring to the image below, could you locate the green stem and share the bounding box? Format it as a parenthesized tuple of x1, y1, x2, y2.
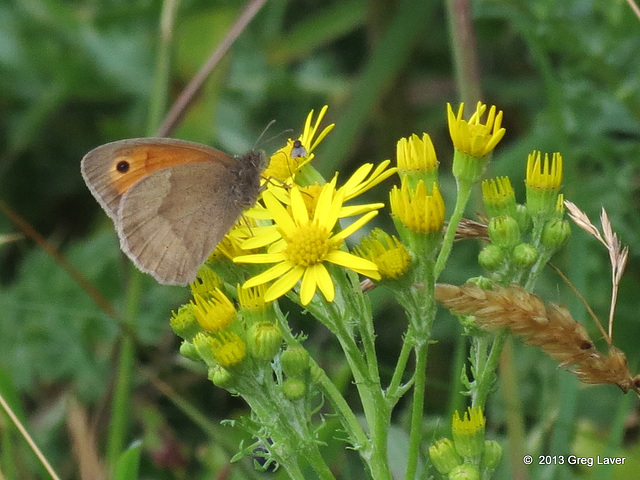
(445, 0, 483, 106)
(149, 0, 180, 136)
(405, 341, 429, 480)
(331, 320, 392, 480)
(301, 299, 392, 479)
(239, 374, 333, 480)
(386, 325, 415, 405)
(472, 328, 509, 409)
(312, 359, 370, 452)
(352, 284, 382, 393)
(446, 329, 467, 421)
(281, 462, 307, 480)
(106, 268, 142, 469)
(435, 179, 473, 278)
(303, 447, 337, 480)
(499, 339, 528, 480)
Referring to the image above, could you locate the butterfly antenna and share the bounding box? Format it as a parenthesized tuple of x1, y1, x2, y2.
(262, 128, 294, 147)
(253, 120, 278, 150)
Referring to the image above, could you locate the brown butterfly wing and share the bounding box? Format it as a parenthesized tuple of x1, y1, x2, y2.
(117, 161, 244, 285)
(81, 138, 233, 221)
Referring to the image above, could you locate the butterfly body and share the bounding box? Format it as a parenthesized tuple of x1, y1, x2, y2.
(81, 138, 266, 285)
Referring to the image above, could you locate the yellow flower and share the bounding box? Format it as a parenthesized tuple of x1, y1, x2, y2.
(192, 290, 236, 333)
(525, 151, 563, 216)
(447, 102, 505, 158)
(193, 331, 247, 368)
(481, 176, 516, 218)
(234, 182, 381, 305)
(263, 105, 335, 181)
(452, 406, 486, 459)
(389, 177, 445, 234)
(210, 332, 247, 368)
(238, 283, 270, 312)
(355, 229, 411, 280)
(246, 161, 394, 228)
(190, 268, 223, 298)
(525, 151, 562, 190)
(396, 133, 438, 172)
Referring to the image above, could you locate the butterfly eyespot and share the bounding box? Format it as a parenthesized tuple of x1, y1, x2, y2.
(116, 160, 130, 173)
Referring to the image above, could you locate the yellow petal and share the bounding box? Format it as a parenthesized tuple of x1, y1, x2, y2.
(265, 265, 305, 301)
(314, 264, 335, 302)
(243, 261, 294, 288)
(333, 211, 378, 242)
(341, 163, 373, 193)
(241, 226, 281, 249)
(263, 190, 296, 237)
(234, 252, 287, 264)
(339, 204, 384, 218)
(326, 250, 378, 272)
(290, 186, 309, 224)
(299, 266, 319, 305)
(313, 181, 336, 225)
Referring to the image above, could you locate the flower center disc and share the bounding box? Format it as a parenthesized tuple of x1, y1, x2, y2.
(285, 225, 331, 267)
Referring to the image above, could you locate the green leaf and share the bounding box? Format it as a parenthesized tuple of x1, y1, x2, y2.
(113, 440, 143, 480)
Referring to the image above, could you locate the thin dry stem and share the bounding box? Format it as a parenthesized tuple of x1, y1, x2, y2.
(156, 0, 268, 137)
(564, 200, 629, 341)
(626, 0, 640, 21)
(0, 392, 62, 480)
(435, 283, 640, 395)
(452, 217, 490, 242)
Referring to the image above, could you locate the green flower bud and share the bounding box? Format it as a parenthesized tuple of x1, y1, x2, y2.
(512, 242, 538, 268)
(488, 215, 520, 248)
(309, 362, 324, 383)
(481, 440, 502, 475)
(179, 341, 200, 361)
(525, 151, 563, 217)
(452, 407, 485, 460)
(247, 321, 283, 361)
(513, 204, 531, 233)
(193, 332, 218, 366)
(170, 303, 201, 341)
(448, 464, 480, 480)
(478, 244, 505, 271)
(208, 365, 233, 389)
(282, 378, 306, 401)
(541, 218, 571, 249)
(429, 438, 462, 474)
(281, 347, 310, 377)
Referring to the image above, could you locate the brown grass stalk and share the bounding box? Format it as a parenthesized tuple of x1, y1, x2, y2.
(435, 283, 640, 395)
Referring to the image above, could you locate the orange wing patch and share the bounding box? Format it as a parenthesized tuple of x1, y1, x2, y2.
(107, 145, 234, 195)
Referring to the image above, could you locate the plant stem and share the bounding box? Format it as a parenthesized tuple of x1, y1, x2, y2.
(435, 179, 473, 278)
(315, 297, 392, 480)
(445, 0, 483, 106)
(106, 268, 142, 469)
(148, 0, 179, 135)
(499, 339, 528, 480)
(405, 340, 429, 480)
(472, 328, 508, 409)
(312, 360, 370, 451)
(386, 324, 414, 406)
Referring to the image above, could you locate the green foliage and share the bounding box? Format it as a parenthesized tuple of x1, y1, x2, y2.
(1, 0, 640, 478)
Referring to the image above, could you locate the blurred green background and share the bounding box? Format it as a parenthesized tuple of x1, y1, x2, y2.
(1, 0, 640, 478)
